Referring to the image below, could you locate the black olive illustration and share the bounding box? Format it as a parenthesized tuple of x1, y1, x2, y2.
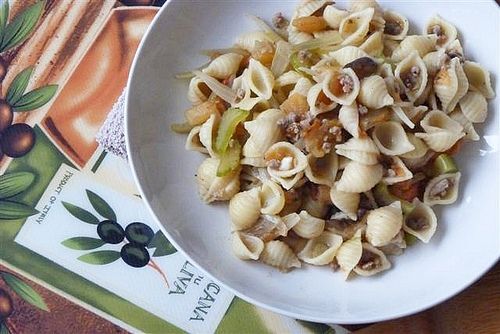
(0, 288, 13, 320)
(0, 123, 35, 158)
(125, 222, 154, 246)
(120, 243, 150, 268)
(97, 220, 125, 244)
(0, 100, 13, 133)
(0, 57, 6, 82)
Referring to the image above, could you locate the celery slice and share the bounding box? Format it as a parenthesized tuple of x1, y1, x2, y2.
(373, 183, 415, 214)
(214, 108, 249, 154)
(432, 154, 458, 176)
(217, 140, 241, 177)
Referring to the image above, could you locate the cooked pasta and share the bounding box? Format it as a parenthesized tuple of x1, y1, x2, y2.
(172, 0, 494, 279)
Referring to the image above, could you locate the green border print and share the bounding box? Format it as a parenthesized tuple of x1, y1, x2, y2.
(1, 126, 183, 333)
(217, 298, 269, 334)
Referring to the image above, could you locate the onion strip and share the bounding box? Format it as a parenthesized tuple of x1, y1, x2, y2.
(270, 40, 292, 77)
(292, 31, 342, 52)
(200, 47, 249, 58)
(193, 70, 237, 104)
(247, 14, 284, 42)
(391, 105, 415, 129)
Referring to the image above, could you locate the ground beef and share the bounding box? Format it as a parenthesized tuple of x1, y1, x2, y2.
(384, 21, 403, 35)
(406, 217, 429, 231)
(272, 12, 288, 29)
(339, 74, 354, 93)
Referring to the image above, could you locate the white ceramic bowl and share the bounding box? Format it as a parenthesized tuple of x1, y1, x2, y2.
(125, 0, 500, 324)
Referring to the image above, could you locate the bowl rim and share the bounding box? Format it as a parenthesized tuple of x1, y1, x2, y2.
(124, 0, 500, 324)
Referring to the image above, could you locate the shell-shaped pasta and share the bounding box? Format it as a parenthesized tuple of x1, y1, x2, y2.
(185, 126, 208, 154)
(449, 109, 480, 141)
(196, 158, 240, 203)
(395, 51, 428, 102)
(298, 231, 343, 265)
(322, 68, 360, 105)
(425, 15, 457, 49)
(232, 70, 264, 111)
(260, 180, 285, 215)
(383, 39, 400, 58)
(446, 39, 464, 59)
(187, 77, 211, 105)
(202, 53, 243, 79)
(400, 133, 429, 159)
(463, 61, 495, 99)
(246, 59, 275, 100)
(434, 57, 468, 112)
(290, 77, 314, 97)
(335, 137, 380, 165)
(293, 210, 326, 239)
(383, 11, 409, 40)
(415, 131, 464, 152)
(198, 113, 219, 157)
(295, 0, 330, 18)
(372, 121, 415, 156)
(275, 172, 304, 191)
(261, 240, 301, 271)
(423, 49, 446, 76)
(229, 188, 261, 231)
(403, 104, 428, 124)
(307, 82, 337, 116)
(282, 212, 301, 231)
(265, 141, 308, 179)
(330, 183, 360, 221)
(353, 243, 391, 276)
(459, 91, 488, 123)
(359, 31, 384, 57)
(403, 199, 437, 243)
(339, 7, 375, 46)
(305, 152, 338, 186)
(423, 172, 461, 206)
(232, 232, 264, 260)
(338, 103, 360, 138)
(327, 46, 370, 66)
(420, 109, 464, 134)
(358, 75, 394, 109)
(335, 229, 362, 279)
(245, 214, 288, 241)
(275, 70, 303, 89)
(323, 5, 348, 29)
(382, 156, 413, 185)
(240, 157, 267, 168)
(378, 230, 406, 256)
(336, 161, 383, 193)
(366, 201, 403, 247)
(235, 31, 273, 52)
(391, 35, 438, 62)
(243, 109, 284, 158)
(287, 25, 313, 44)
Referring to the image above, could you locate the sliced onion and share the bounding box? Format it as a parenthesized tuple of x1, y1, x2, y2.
(170, 122, 193, 134)
(200, 47, 249, 58)
(271, 40, 292, 77)
(391, 105, 415, 129)
(292, 31, 342, 52)
(175, 61, 211, 79)
(193, 70, 237, 104)
(247, 14, 284, 42)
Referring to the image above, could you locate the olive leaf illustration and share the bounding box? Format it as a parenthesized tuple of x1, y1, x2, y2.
(62, 201, 100, 224)
(148, 230, 177, 257)
(0, 271, 49, 311)
(11, 84, 58, 111)
(86, 189, 117, 221)
(0, 171, 35, 198)
(77, 250, 121, 265)
(5, 66, 33, 104)
(0, 201, 38, 220)
(0, 0, 45, 53)
(61, 237, 105, 250)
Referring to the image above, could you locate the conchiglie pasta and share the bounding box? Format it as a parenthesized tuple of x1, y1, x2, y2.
(330, 183, 360, 221)
(305, 152, 339, 186)
(198, 113, 220, 157)
(196, 158, 240, 203)
(382, 156, 413, 185)
(265, 141, 308, 178)
(336, 161, 383, 193)
(372, 121, 415, 156)
(403, 199, 437, 243)
(323, 5, 348, 29)
(339, 7, 375, 46)
(295, 0, 330, 18)
(298, 231, 343, 265)
(415, 131, 464, 152)
(359, 31, 384, 57)
(260, 180, 285, 215)
(335, 137, 380, 165)
(391, 35, 438, 62)
(261, 240, 301, 271)
(420, 109, 464, 134)
(202, 53, 243, 79)
(246, 58, 275, 100)
(293, 210, 326, 239)
(395, 51, 428, 102)
(366, 201, 403, 247)
(338, 103, 360, 138)
(423, 49, 446, 76)
(322, 68, 360, 105)
(353, 243, 391, 276)
(463, 61, 495, 99)
(434, 57, 468, 113)
(243, 109, 284, 159)
(232, 232, 264, 260)
(235, 31, 273, 52)
(423, 172, 461, 206)
(459, 91, 488, 123)
(187, 76, 211, 105)
(308, 82, 337, 116)
(400, 133, 429, 159)
(383, 11, 409, 40)
(449, 109, 480, 141)
(424, 14, 457, 49)
(327, 46, 370, 67)
(358, 75, 394, 109)
(287, 25, 313, 44)
(229, 188, 262, 231)
(185, 126, 208, 154)
(335, 230, 362, 279)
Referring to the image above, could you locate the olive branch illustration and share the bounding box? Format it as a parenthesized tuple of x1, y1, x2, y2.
(61, 190, 176, 288)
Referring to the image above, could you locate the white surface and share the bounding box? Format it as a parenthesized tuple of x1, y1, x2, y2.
(125, 0, 500, 324)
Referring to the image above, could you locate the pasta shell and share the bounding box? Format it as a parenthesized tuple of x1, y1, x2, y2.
(339, 7, 375, 46)
(383, 11, 409, 40)
(275, 70, 303, 89)
(366, 201, 403, 247)
(323, 5, 348, 29)
(353, 243, 391, 276)
(402, 104, 428, 124)
(261, 240, 301, 271)
(305, 152, 339, 186)
(240, 157, 267, 168)
(298, 231, 343, 265)
(330, 183, 360, 221)
(196, 158, 240, 203)
(308, 82, 337, 115)
(391, 105, 415, 129)
(327, 46, 370, 66)
(198, 113, 220, 157)
(187, 77, 211, 105)
(185, 126, 208, 154)
(281, 212, 301, 231)
(295, 0, 330, 18)
(400, 133, 429, 159)
(293, 210, 326, 239)
(246, 58, 275, 100)
(245, 214, 288, 242)
(229, 188, 262, 231)
(434, 57, 468, 112)
(463, 61, 495, 99)
(301, 185, 331, 218)
(423, 49, 446, 76)
(326, 214, 366, 240)
(395, 51, 428, 102)
(403, 199, 437, 243)
(423, 172, 461, 206)
(232, 70, 264, 111)
(359, 31, 384, 57)
(290, 77, 314, 97)
(322, 68, 360, 105)
(459, 91, 488, 123)
(265, 141, 308, 179)
(372, 121, 415, 155)
(260, 180, 285, 215)
(391, 35, 438, 62)
(287, 25, 313, 44)
(336, 161, 383, 193)
(338, 103, 360, 138)
(202, 53, 243, 79)
(424, 14, 457, 49)
(243, 109, 284, 158)
(235, 31, 273, 52)
(335, 137, 380, 165)
(420, 109, 464, 134)
(358, 75, 394, 109)
(378, 230, 406, 256)
(274, 172, 305, 190)
(382, 156, 413, 185)
(415, 131, 464, 152)
(383, 39, 400, 58)
(449, 109, 480, 141)
(335, 229, 363, 279)
(232, 232, 265, 260)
